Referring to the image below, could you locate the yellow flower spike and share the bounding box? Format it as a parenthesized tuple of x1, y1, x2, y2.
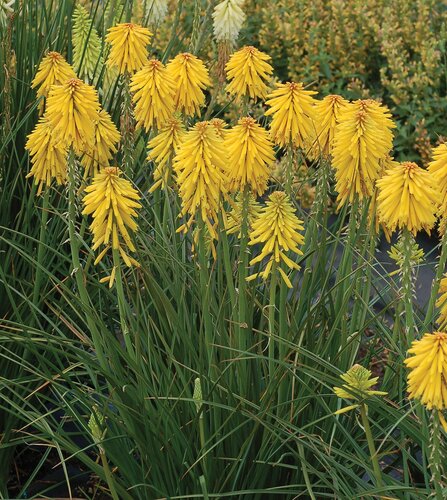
(82, 166, 142, 267)
(247, 191, 304, 288)
(332, 99, 395, 208)
(209, 118, 228, 139)
(81, 109, 121, 178)
(147, 116, 186, 193)
(174, 121, 228, 240)
(310, 94, 350, 158)
(225, 193, 262, 237)
(31, 51, 76, 107)
(405, 332, 447, 410)
(428, 143, 447, 233)
(264, 82, 317, 149)
(333, 364, 387, 414)
(225, 117, 275, 196)
(225, 45, 273, 101)
(106, 23, 152, 74)
(376, 161, 438, 235)
(130, 59, 177, 131)
(436, 275, 447, 330)
(46, 78, 100, 154)
(25, 118, 68, 195)
(166, 52, 212, 117)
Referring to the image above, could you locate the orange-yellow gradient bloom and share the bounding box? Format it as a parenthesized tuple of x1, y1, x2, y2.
(247, 191, 304, 288)
(405, 332, 447, 410)
(225, 46, 273, 100)
(376, 161, 438, 235)
(130, 59, 176, 131)
(25, 118, 68, 195)
(106, 23, 152, 74)
(166, 53, 211, 117)
(174, 121, 228, 239)
(225, 117, 274, 195)
(82, 167, 141, 269)
(46, 78, 100, 153)
(264, 82, 317, 148)
(31, 51, 76, 102)
(332, 99, 395, 207)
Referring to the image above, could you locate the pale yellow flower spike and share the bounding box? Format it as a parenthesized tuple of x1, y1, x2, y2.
(376, 161, 438, 236)
(173, 121, 228, 240)
(225, 117, 275, 196)
(46, 78, 100, 154)
(25, 118, 68, 195)
(428, 143, 447, 233)
(82, 167, 142, 270)
(247, 191, 304, 288)
(332, 99, 395, 208)
(106, 23, 152, 74)
(147, 117, 186, 193)
(31, 51, 76, 102)
(130, 59, 177, 131)
(81, 109, 121, 178)
(225, 46, 273, 101)
(166, 53, 212, 117)
(405, 332, 447, 411)
(264, 82, 317, 149)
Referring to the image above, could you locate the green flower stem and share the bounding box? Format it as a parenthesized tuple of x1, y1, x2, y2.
(425, 230, 447, 329)
(237, 187, 250, 390)
(32, 188, 50, 305)
(268, 262, 278, 379)
(198, 412, 207, 477)
(430, 411, 445, 500)
(400, 228, 416, 345)
(112, 248, 135, 359)
(197, 216, 214, 376)
(359, 403, 383, 489)
(121, 72, 135, 176)
(67, 150, 108, 370)
(99, 448, 121, 500)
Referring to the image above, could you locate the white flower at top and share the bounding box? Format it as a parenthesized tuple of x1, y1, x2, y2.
(212, 0, 245, 45)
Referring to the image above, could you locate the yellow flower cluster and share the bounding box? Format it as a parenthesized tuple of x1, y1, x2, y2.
(247, 192, 304, 288)
(166, 53, 212, 117)
(46, 78, 100, 153)
(25, 118, 67, 195)
(225, 46, 273, 100)
(376, 162, 438, 235)
(31, 51, 76, 103)
(147, 117, 186, 193)
(82, 167, 142, 273)
(174, 121, 228, 239)
(405, 332, 447, 411)
(130, 59, 176, 131)
(265, 82, 317, 148)
(225, 117, 274, 195)
(332, 99, 395, 208)
(81, 109, 121, 177)
(106, 23, 152, 74)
